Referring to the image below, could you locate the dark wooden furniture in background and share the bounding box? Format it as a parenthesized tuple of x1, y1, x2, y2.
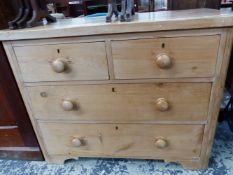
(83, 0, 108, 16)
(83, 0, 138, 16)
(167, 0, 222, 10)
(221, 0, 233, 9)
(0, 0, 43, 160)
(68, 0, 84, 17)
(0, 42, 43, 160)
(47, 0, 70, 16)
(0, 1, 16, 29)
(226, 49, 233, 98)
(47, 0, 84, 17)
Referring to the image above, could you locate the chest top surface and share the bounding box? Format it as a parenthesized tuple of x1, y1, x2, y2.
(0, 8, 233, 41)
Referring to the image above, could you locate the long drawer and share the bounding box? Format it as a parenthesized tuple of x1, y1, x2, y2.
(39, 122, 204, 159)
(28, 83, 211, 122)
(13, 42, 109, 82)
(112, 35, 220, 79)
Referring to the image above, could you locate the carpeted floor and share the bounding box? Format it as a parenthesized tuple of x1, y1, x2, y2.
(0, 121, 232, 175)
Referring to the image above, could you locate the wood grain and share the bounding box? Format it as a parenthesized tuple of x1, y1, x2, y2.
(38, 122, 204, 160)
(27, 83, 211, 122)
(167, 0, 221, 10)
(112, 35, 220, 79)
(13, 42, 109, 82)
(200, 29, 233, 168)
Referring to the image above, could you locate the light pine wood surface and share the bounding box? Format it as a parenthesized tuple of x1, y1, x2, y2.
(112, 35, 220, 79)
(1, 9, 233, 170)
(0, 9, 232, 40)
(13, 42, 109, 82)
(38, 122, 204, 160)
(200, 29, 233, 168)
(27, 83, 211, 122)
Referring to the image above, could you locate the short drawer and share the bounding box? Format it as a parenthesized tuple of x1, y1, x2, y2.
(112, 35, 220, 79)
(28, 83, 211, 122)
(14, 42, 109, 82)
(39, 122, 204, 159)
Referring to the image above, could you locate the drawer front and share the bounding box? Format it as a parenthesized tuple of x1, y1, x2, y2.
(28, 83, 211, 122)
(0, 128, 24, 147)
(39, 122, 204, 159)
(14, 42, 109, 82)
(112, 35, 220, 79)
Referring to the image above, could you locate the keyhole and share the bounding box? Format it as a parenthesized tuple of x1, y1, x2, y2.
(57, 49, 60, 53)
(40, 92, 47, 97)
(112, 88, 115, 92)
(161, 43, 165, 48)
(115, 126, 119, 130)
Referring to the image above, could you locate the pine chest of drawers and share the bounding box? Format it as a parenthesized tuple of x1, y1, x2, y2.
(0, 9, 233, 169)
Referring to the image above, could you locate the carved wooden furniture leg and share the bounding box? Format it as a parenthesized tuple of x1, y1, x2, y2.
(27, 0, 56, 28)
(120, 0, 126, 22)
(26, 0, 40, 27)
(38, 0, 56, 23)
(17, 0, 32, 28)
(106, 0, 119, 22)
(125, 0, 133, 22)
(46, 15, 56, 23)
(8, 0, 24, 29)
(179, 160, 205, 170)
(106, 0, 114, 22)
(47, 155, 79, 164)
(149, 0, 154, 12)
(113, 0, 119, 19)
(132, 0, 135, 16)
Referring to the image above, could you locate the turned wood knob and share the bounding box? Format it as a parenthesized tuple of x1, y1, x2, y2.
(155, 54, 172, 69)
(72, 138, 82, 147)
(62, 100, 74, 111)
(52, 59, 66, 73)
(155, 138, 168, 149)
(156, 98, 169, 112)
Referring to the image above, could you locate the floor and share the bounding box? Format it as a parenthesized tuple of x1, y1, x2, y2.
(0, 121, 232, 175)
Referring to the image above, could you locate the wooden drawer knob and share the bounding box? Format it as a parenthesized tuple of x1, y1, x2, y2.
(62, 100, 74, 111)
(156, 98, 169, 112)
(155, 138, 168, 149)
(72, 138, 82, 147)
(52, 59, 66, 73)
(156, 54, 172, 69)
